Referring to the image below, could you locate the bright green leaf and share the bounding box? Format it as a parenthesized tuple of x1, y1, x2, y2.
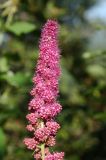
(6, 21, 36, 35)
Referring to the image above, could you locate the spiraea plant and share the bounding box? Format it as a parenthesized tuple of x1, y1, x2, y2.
(24, 20, 64, 160)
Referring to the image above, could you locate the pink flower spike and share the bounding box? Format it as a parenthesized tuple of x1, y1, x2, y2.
(24, 20, 64, 159)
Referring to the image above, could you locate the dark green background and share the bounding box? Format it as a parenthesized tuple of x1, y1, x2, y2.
(0, 0, 106, 159)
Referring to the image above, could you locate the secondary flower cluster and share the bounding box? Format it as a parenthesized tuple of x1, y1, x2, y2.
(24, 20, 64, 160)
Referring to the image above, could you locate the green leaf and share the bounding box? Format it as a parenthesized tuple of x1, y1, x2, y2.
(0, 128, 6, 155)
(71, 155, 80, 160)
(6, 21, 36, 35)
(0, 57, 9, 72)
(6, 72, 31, 87)
(86, 64, 106, 78)
(94, 112, 106, 121)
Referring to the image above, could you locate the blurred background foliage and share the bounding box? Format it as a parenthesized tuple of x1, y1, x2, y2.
(0, 0, 106, 160)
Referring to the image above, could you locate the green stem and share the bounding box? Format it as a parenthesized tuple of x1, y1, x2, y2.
(41, 143, 45, 160)
(41, 121, 45, 160)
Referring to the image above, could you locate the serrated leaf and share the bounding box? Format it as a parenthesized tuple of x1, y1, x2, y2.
(7, 21, 36, 35)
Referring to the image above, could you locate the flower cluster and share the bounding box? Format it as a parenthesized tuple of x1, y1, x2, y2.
(24, 20, 64, 160)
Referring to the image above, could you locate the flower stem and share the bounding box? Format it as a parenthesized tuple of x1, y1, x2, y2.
(41, 143, 45, 160)
(41, 121, 45, 160)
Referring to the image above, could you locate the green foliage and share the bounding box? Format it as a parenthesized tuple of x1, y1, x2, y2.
(0, 0, 106, 160)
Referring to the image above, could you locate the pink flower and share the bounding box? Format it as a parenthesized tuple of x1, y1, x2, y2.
(26, 113, 38, 124)
(34, 127, 50, 142)
(26, 124, 35, 132)
(46, 121, 60, 135)
(45, 152, 64, 160)
(23, 138, 37, 150)
(46, 136, 56, 146)
(24, 20, 64, 159)
(28, 98, 44, 110)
